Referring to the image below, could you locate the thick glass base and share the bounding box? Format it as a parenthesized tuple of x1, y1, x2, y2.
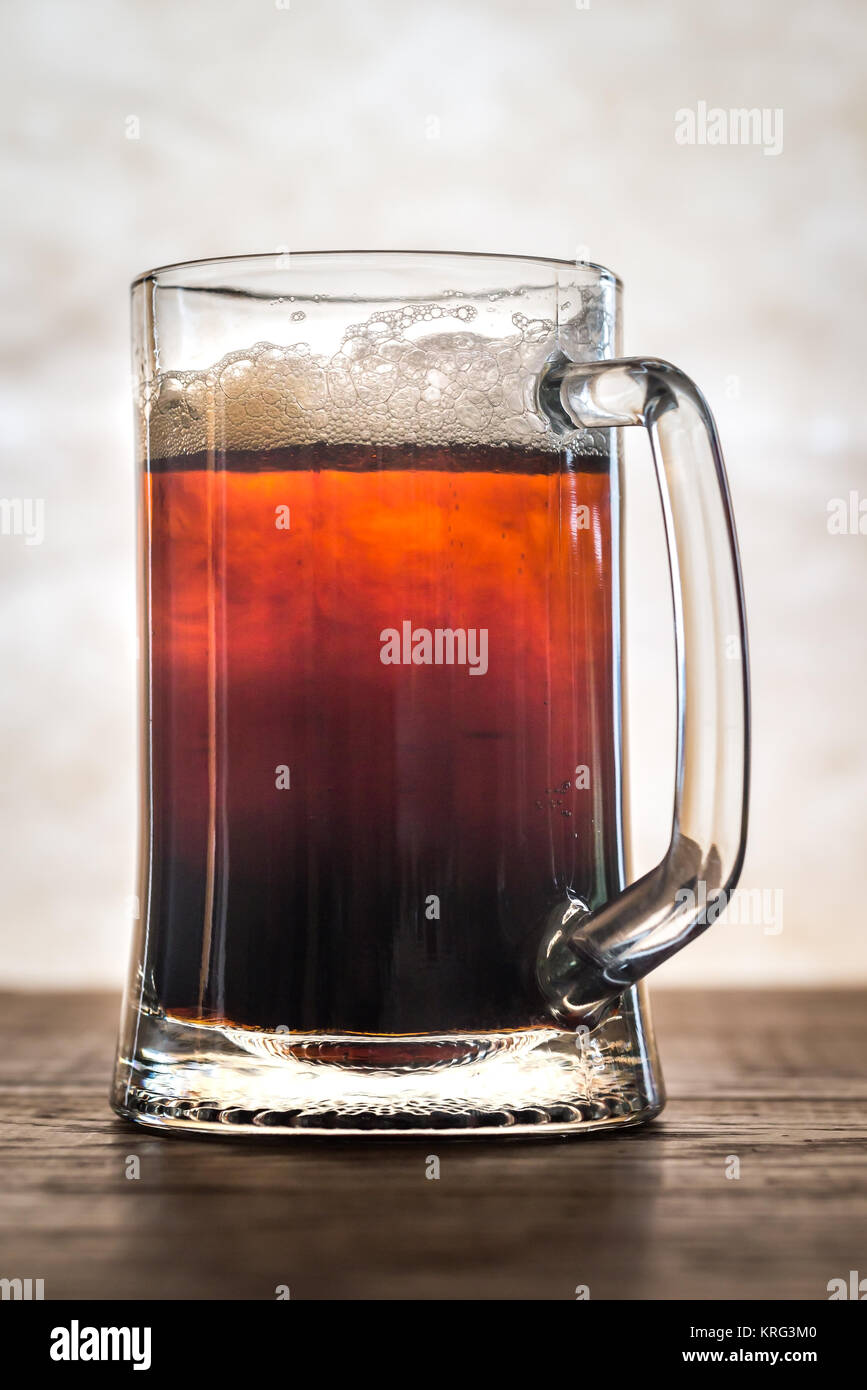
(112, 995, 664, 1137)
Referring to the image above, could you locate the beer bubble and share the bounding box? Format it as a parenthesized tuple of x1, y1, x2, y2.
(143, 296, 604, 458)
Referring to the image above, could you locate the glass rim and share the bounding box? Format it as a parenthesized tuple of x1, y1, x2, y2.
(131, 248, 622, 292)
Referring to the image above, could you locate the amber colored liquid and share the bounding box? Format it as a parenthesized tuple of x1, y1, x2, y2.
(142, 443, 620, 1034)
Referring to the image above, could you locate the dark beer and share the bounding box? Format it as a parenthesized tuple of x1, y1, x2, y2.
(143, 442, 619, 1036)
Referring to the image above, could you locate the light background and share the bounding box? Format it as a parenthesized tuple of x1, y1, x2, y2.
(0, 0, 864, 988)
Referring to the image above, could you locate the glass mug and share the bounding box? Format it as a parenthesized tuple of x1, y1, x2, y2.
(113, 251, 749, 1137)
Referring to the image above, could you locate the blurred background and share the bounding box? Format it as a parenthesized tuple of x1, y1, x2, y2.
(0, 0, 864, 990)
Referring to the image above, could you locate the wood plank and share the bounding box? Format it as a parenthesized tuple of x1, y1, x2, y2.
(0, 989, 864, 1300)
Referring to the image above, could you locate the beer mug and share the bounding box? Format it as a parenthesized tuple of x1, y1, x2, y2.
(113, 251, 749, 1137)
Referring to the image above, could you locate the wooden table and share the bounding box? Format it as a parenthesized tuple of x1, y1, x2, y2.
(1, 989, 864, 1300)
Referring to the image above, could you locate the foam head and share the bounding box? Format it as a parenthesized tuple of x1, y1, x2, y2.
(143, 293, 611, 460)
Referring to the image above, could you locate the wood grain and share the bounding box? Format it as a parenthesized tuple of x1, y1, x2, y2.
(0, 989, 864, 1300)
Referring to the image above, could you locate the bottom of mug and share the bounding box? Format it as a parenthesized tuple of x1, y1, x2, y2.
(112, 1004, 664, 1138)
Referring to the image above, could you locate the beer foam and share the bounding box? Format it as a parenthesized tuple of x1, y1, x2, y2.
(143, 299, 607, 459)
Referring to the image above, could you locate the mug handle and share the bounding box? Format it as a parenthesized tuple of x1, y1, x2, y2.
(537, 357, 750, 1024)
